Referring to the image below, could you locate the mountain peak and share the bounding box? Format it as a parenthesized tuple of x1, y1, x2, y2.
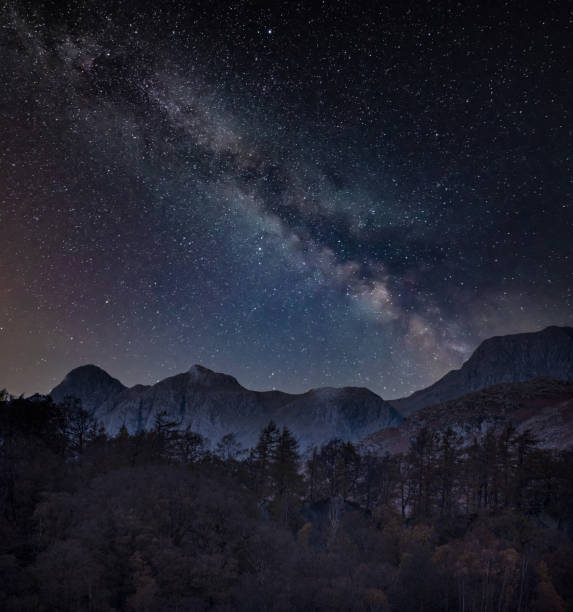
(186, 364, 242, 388)
(65, 364, 117, 380)
(188, 364, 213, 375)
(50, 364, 126, 412)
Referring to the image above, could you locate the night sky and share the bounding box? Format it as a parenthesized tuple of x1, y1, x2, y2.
(1, 1, 572, 398)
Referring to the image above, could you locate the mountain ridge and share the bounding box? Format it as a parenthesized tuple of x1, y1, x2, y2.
(48, 326, 573, 449)
(390, 326, 573, 416)
(50, 363, 402, 450)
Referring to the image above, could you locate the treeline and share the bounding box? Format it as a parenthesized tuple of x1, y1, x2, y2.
(1, 392, 572, 611)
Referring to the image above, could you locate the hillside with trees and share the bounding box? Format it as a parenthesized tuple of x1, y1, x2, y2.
(1, 392, 572, 611)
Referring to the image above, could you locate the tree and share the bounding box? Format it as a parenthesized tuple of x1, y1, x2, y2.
(513, 429, 537, 511)
(309, 439, 361, 501)
(404, 426, 438, 519)
(174, 426, 207, 463)
(497, 424, 516, 509)
(269, 426, 302, 524)
(435, 427, 460, 517)
(250, 421, 280, 498)
(215, 433, 243, 462)
(306, 447, 321, 503)
(152, 410, 180, 461)
(63, 398, 98, 457)
(357, 451, 399, 511)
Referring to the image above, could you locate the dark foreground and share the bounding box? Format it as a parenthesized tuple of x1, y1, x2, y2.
(1, 394, 572, 611)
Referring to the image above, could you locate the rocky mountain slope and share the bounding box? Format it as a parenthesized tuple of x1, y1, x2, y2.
(365, 377, 573, 455)
(390, 326, 573, 416)
(51, 364, 402, 450)
(51, 364, 127, 413)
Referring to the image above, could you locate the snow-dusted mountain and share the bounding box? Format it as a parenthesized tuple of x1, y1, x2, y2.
(50, 364, 402, 450)
(390, 326, 573, 417)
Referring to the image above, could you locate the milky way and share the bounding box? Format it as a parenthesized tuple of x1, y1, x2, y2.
(1, 1, 572, 397)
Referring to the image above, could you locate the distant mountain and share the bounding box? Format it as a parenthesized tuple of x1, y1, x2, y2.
(391, 326, 573, 417)
(46, 327, 573, 450)
(365, 377, 573, 455)
(51, 364, 127, 413)
(50, 364, 402, 450)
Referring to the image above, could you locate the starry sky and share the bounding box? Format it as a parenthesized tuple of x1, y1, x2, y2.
(1, 0, 572, 398)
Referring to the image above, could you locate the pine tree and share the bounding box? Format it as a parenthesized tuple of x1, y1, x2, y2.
(306, 447, 321, 502)
(269, 426, 302, 524)
(271, 427, 301, 496)
(152, 410, 179, 461)
(405, 426, 438, 519)
(251, 420, 280, 498)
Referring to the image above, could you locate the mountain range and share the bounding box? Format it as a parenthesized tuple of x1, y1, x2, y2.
(48, 326, 573, 450)
(50, 364, 402, 450)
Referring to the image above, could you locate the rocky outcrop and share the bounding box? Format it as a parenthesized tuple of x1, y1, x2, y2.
(391, 326, 573, 416)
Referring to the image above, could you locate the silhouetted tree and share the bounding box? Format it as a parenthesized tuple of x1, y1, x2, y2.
(309, 439, 361, 501)
(174, 426, 207, 463)
(435, 427, 460, 517)
(215, 432, 243, 462)
(250, 420, 280, 498)
(62, 397, 98, 457)
(404, 426, 438, 519)
(270, 426, 303, 524)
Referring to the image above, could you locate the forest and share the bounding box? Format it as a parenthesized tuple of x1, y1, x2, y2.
(1, 392, 572, 611)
